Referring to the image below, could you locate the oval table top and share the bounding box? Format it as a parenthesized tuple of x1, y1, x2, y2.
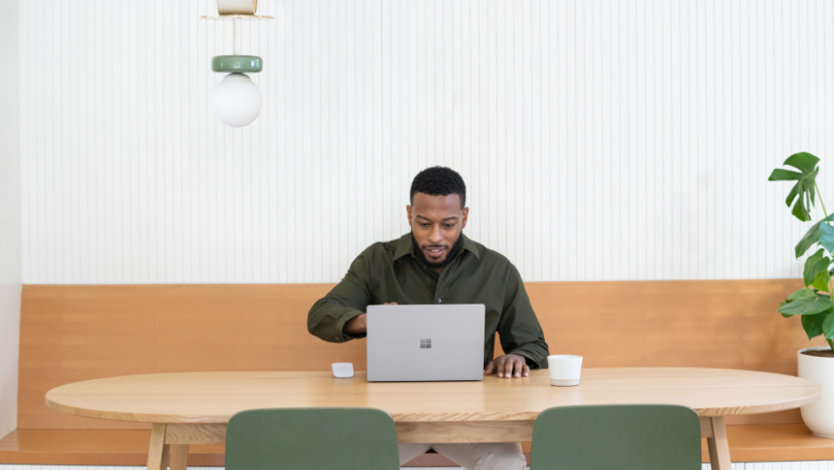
(45, 367, 821, 424)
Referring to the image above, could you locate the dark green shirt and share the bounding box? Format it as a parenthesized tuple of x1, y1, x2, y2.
(307, 233, 549, 368)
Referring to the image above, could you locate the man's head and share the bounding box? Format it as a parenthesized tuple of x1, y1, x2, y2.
(407, 167, 469, 269)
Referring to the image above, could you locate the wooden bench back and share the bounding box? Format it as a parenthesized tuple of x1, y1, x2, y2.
(18, 280, 820, 430)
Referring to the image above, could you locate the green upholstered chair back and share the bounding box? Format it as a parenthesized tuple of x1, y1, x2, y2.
(225, 407, 400, 470)
(530, 404, 702, 470)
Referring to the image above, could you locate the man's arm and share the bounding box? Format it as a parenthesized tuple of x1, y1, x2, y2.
(486, 265, 550, 377)
(307, 253, 374, 342)
(342, 313, 367, 336)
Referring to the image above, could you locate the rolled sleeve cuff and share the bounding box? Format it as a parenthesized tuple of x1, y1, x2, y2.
(509, 346, 549, 369)
(336, 310, 367, 341)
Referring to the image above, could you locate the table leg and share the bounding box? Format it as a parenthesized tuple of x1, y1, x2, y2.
(703, 416, 731, 470)
(147, 424, 170, 470)
(169, 444, 189, 470)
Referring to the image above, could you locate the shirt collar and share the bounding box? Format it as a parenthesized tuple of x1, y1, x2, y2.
(392, 232, 481, 262)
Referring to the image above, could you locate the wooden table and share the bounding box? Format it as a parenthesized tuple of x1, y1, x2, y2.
(45, 367, 820, 470)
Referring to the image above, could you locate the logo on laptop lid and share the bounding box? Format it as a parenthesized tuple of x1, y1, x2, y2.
(419, 338, 432, 349)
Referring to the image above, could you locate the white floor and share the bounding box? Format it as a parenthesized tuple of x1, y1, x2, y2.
(1, 464, 834, 469)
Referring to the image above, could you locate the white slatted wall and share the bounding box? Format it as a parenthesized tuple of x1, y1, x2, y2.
(18, 0, 834, 284)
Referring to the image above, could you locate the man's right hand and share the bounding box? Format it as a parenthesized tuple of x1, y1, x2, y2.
(344, 314, 367, 335)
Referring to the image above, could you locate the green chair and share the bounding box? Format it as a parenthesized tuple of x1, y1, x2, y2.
(530, 404, 702, 470)
(225, 407, 400, 470)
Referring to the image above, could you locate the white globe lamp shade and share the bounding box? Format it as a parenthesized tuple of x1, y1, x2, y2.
(211, 73, 262, 127)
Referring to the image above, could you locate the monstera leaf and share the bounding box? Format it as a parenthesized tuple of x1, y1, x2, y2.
(804, 248, 833, 292)
(769, 152, 820, 221)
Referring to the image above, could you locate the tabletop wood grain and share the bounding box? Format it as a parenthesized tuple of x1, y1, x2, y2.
(45, 367, 821, 424)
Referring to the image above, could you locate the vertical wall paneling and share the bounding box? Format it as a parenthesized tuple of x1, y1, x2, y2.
(0, 0, 21, 438)
(18, 0, 834, 284)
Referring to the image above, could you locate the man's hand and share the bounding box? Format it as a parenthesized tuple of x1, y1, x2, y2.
(485, 353, 530, 378)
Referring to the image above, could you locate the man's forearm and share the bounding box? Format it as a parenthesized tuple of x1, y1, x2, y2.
(342, 313, 367, 336)
(307, 297, 365, 342)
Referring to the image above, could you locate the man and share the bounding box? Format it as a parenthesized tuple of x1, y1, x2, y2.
(308, 166, 549, 469)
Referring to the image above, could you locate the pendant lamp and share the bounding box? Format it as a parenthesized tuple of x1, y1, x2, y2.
(202, 1, 273, 127)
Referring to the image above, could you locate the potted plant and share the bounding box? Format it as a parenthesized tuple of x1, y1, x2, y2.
(770, 151, 834, 437)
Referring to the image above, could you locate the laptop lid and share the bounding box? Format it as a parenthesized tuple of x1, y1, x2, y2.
(366, 304, 485, 382)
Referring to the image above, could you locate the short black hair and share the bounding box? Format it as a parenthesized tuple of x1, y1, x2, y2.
(410, 166, 466, 207)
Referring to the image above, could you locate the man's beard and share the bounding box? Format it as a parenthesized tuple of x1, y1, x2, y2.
(412, 234, 464, 269)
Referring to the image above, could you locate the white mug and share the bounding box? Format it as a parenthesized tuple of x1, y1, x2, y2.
(547, 354, 583, 386)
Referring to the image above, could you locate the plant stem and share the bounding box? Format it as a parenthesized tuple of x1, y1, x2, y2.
(815, 182, 834, 313)
(818, 184, 834, 351)
(817, 182, 831, 220)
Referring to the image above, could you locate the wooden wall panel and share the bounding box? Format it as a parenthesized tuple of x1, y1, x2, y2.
(18, 284, 361, 429)
(18, 280, 821, 429)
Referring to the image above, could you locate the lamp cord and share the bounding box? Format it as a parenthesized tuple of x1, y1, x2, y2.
(233, 17, 240, 55)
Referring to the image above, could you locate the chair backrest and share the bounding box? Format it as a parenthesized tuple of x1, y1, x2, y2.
(530, 404, 702, 470)
(225, 407, 400, 470)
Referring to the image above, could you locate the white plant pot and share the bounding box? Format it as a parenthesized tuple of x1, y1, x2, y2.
(798, 346, 834, 437)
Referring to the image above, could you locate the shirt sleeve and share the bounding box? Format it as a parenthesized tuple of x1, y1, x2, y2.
(496, 265, 550, 368)
(307, 251, 374, 343)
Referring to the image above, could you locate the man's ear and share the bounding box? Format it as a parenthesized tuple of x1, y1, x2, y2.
(461, 207, 469, 229)
(406, 205, 413, 227)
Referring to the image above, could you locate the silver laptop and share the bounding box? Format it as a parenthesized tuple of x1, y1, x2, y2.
(366, 304, 485, 382)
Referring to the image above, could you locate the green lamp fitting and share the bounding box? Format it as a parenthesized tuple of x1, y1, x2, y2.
(212, 55, 263, 73)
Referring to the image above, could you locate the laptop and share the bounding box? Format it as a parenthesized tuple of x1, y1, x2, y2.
(366, 304, 485, 382)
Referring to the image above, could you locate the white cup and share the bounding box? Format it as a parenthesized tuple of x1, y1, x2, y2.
(547, 354, 583, 386)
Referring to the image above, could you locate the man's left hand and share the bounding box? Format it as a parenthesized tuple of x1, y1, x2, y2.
(485, 353, 530, 378)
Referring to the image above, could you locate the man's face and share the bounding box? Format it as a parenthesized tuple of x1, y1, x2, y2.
(407, 192, 469, 266)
